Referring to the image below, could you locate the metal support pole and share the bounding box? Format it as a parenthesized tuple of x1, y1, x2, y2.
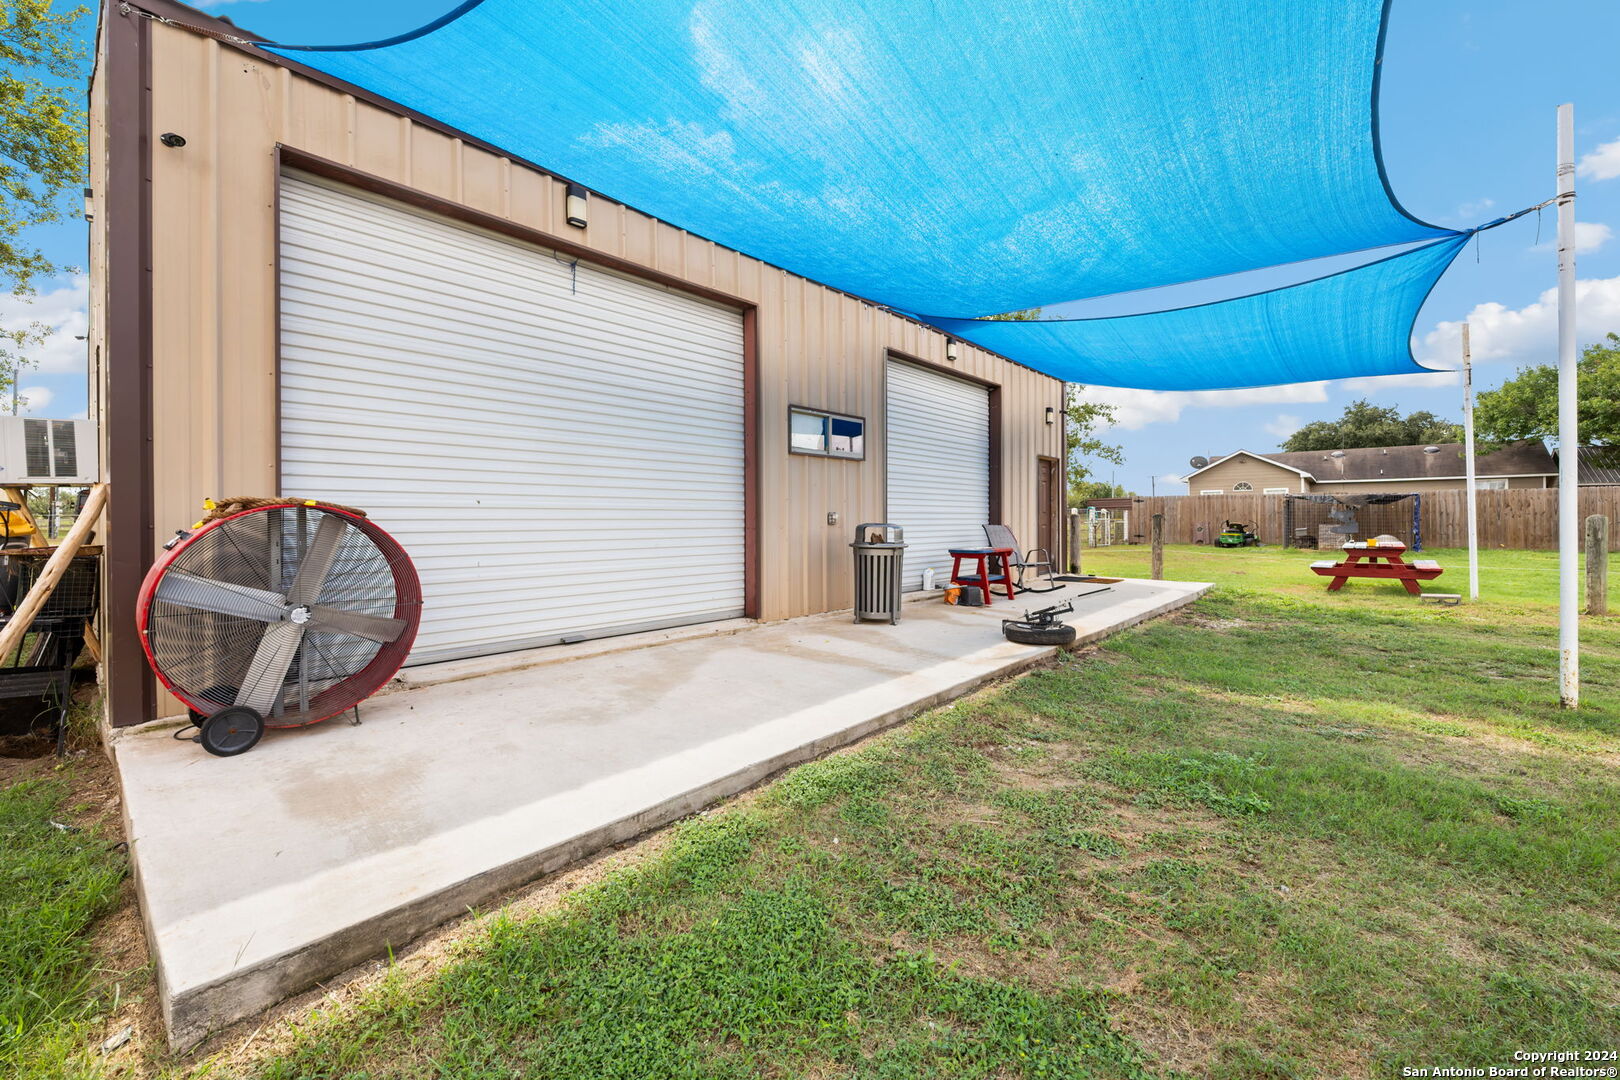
(1462, 323, 1479, 600)
(1556, 103, 1579, 708)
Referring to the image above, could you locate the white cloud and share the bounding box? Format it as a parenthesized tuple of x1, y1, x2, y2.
(1263, 413, 1302, 440)
(1531, 220, 1611, 254)
(1418, 274, 1620, 370)
(1453, 197, 1495, 221)
(16, 386, 54, 414)
(1084, 382, 1330, 430)
(1082, 364, 1467, 432)
(0, 275, 88, 375)
(1577, 138, 1620, 181)
(1337, 368, 1461, 392)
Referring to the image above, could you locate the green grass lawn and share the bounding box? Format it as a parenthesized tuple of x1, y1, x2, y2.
(221, 545, 1617, 1079)
(0, 773, 127, 1080)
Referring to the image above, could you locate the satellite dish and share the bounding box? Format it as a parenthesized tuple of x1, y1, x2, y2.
(1330, 450, 1346, 459)
(1189, 455, 1209, 469)
(1423, 445, 1441, 454)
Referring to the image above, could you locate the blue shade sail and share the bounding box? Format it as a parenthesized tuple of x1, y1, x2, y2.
(921, 237, 1468, 391)
(266, 0, 1455, 319)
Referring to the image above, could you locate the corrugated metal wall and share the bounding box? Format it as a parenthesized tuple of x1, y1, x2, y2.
(133, 21, 1064, 639)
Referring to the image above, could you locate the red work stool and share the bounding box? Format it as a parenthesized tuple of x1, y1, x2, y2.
(947, 546, 1016, 605)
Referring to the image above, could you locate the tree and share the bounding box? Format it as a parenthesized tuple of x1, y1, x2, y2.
(1064, 386, 1123, 496)
(1280, 399, 1461, 452)
(0, 0, 89, 399)
(1070, 479, 1128, 504)
(1474, 333, 1620, 447)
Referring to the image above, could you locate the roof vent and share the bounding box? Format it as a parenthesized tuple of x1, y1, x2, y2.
(1423, 445, 1440, 454)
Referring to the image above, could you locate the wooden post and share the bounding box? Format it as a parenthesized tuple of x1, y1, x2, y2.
(0, 483, 107, 661)
(1588, 515, 1609, 616)
(1067, 508, 1080, 574)
(1151, 513, 1164, 579)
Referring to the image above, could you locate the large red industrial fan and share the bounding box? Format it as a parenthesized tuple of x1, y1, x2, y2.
(137, 500, 422, 756)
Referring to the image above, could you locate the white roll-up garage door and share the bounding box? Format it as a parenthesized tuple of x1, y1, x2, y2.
(885, 359, 991, 591)
(279, 174, 746, 665)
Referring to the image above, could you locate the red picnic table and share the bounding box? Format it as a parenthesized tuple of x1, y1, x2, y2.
(1310, 545, 1443, 595)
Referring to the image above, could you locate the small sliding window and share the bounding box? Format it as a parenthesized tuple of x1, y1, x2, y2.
(789, 407, 865, 460)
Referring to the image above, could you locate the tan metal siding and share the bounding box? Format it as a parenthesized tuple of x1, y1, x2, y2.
(111, 22, 1063, 717)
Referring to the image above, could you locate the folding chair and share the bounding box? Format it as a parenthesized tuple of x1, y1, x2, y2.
(982, 524, 1060, 592)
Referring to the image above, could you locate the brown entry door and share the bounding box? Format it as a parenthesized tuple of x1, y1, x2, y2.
(1037, 457, 1058, 557)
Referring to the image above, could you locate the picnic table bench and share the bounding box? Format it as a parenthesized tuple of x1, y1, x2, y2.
(1310, 545, 1443, 595)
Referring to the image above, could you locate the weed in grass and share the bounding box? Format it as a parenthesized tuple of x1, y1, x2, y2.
(1086, 750, 1275, 817)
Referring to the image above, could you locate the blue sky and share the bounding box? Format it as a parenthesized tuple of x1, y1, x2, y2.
(10, 0, 1620, 492)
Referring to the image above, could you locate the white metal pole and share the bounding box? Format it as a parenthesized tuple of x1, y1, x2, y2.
(1462, 323, 1479, 600)
(1556, 103, 1579, 708)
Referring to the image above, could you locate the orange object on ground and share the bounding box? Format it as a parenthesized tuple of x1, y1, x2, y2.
(1309, 545, 1443, 595)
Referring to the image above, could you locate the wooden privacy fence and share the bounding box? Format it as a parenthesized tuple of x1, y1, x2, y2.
(1100, 489, 1620, 551)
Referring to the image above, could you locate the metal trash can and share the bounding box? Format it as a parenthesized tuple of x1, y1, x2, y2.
(851, 522, 906, 624)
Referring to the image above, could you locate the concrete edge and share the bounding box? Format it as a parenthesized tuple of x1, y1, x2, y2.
(161, 582, 1212, 1050)
(1070, 582, 1213, 648)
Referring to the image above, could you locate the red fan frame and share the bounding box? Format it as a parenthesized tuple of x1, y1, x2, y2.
(136, 503, 422, 728)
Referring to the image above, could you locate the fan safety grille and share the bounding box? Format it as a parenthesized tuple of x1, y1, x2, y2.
(142, 505, 421, 727)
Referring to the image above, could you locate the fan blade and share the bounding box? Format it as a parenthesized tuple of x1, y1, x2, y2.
(307, 606, 407, 643)
(287, 513, 347, 606)
(153, 570, 286, 622)
(234, 620, 305, 715)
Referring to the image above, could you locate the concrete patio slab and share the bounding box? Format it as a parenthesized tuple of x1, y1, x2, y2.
(112, 576, 1209, 1048)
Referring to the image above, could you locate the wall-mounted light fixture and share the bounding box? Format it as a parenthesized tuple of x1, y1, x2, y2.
(565, 182, 588, 228)
(1044, 406, 1056, 426)
(944, 338, 958, 363)
(83, 187, 93, 224)
(159, 132, 187, 148)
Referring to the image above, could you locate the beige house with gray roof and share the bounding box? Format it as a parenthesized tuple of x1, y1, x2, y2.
(1185, 442, 1557, 496)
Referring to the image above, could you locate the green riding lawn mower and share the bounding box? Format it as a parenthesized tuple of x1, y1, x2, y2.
(1215, 520, 1261, 548)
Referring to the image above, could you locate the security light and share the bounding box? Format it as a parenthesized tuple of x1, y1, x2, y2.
(944, 339, 958, 363)
(565, 183, 588, 228)
(160, 132, 186, 148)
(1044, 406, 1055, 425)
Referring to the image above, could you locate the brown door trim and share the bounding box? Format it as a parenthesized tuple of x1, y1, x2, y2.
(741, 308, 760, 618)
(269, 154, 763, 623)
(104, 7, 157, 727)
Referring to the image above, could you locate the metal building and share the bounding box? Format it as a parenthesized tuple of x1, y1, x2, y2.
(89, 0, 1066, 726)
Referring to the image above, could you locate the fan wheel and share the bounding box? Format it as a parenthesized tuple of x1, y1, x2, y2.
(199, 707, 265, 757)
